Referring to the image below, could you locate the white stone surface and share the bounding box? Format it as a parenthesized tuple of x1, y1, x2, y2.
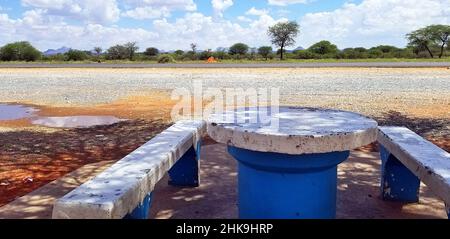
(52, 120, 206, 219)
(378, 126, 450, 205)
(207, 107, 378, 154)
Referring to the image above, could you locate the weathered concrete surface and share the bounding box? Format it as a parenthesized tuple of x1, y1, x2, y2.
(208, 107, 378, 154)
(52, 120, 205, 219)
(378, 127, 450, 205)
(0, 144, 447, 219)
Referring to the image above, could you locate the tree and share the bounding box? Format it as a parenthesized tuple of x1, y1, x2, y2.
(229, 43, 249, 56)
(190, 43, 197, 53)
(144, 47, 159, 57)
(106, 44, 129, 60)
(106, 43, 139, 60)
(258, 46, 273, 60)
(268, 21, 300, 60)
(308, 41, 339, 56)
(407, 27, 436, 58)
(199, 50, 213, 60)
(0, 41, 41, 61)
(426, 25, 450, 58)
(174, 50, 184, 55)
(94, 47, 102, 56)
(124, 42, 139, 60)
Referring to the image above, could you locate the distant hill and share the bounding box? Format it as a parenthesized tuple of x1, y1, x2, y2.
(285, 46, 305, 53)
(43, 47, 71, 56)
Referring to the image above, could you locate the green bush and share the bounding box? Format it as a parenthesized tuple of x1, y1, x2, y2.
(0, 41, 41, 61)
(144, 47, 159, 57)
(212, 51, 230, 60)
(308, 41, 339, 56)
(65, 50, 88, 61)
(198, 50, 214, 60)
(157, 54, 175, 63)
(174, 50, 184, 55)
(106, 44, 129, 60)
(258, 46, 273, 60)
(182, 51, 197, 61)
(42, 54, 67, 61)
(294, 50, 316, 59)
(229, 43, 249, 56)
(341, 48, 368, 59)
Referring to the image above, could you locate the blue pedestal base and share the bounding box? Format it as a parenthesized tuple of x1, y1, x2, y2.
(380, 146, 420, 203)
(124, 141, 201, 219)
(169, 141, 201, 187)
(124, 192, 153, 219)
(228, 146, 350, 219)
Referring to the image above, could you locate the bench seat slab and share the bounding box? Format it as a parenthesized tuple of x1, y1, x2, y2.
(52, 120, 206, 219)
(378, 127, 450, 208)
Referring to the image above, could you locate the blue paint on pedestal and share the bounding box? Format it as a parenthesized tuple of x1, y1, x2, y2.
(168, 141, 201, 187)
(124, 192, 153, 219)
(228, 146, 350, 219)
(380, 146, 420, 203)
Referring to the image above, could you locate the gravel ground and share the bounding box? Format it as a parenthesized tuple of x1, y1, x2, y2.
(0, 68, 449, 117)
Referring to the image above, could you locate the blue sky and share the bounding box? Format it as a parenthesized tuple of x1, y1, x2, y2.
(0, 0, 448, 51)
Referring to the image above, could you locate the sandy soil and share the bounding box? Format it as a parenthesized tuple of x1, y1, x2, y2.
(0, 68, 449, 208)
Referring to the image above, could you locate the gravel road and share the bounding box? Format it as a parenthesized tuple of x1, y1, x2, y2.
(0, 62, 450, 68)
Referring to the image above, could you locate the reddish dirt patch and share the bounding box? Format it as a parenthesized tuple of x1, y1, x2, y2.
(0, 93, 177, 207)
(0, 119, 171, 207)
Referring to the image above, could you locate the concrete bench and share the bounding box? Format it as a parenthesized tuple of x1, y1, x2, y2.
(377, 126, 450, 218)
(52, 120, 206, 219)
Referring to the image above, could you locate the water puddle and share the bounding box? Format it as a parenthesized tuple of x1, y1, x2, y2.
(31, 116, 126, 128)
(1, 103, 126, 128)
(0, 104, 38, 120)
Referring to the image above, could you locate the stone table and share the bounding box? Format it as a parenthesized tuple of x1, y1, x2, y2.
(207, 106, 378, 219)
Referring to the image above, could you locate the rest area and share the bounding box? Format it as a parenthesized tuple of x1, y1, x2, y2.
(0, 117, 448, 219)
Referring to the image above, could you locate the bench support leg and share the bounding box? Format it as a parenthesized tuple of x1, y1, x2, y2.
(168, 141, 201, 187)
(380, 145, 420, 203)
(446, 204, 450, 219)
(124, 192, 153, 219)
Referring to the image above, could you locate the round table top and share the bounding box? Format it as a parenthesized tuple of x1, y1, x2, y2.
(207, 107, 378, 154)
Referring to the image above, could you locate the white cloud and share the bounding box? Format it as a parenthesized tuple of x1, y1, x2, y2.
(21, 0, 121, 24)
(0, 9, 158, 50)
(268, 0, 309, 6)
(237, 16, 252, 22)
(211, 0, 233, 17)
(153, 12, 287, 50)
(122, 0, 197, 20)
(0, 7, 287, 51)
(299, 0, 450, 48)
(122, 6, 171, 20)
(246, 7, 269, 16)
(3, 0, 450, 52)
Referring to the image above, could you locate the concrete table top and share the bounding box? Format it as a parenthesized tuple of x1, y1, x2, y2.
(207, 107, 378, 154)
